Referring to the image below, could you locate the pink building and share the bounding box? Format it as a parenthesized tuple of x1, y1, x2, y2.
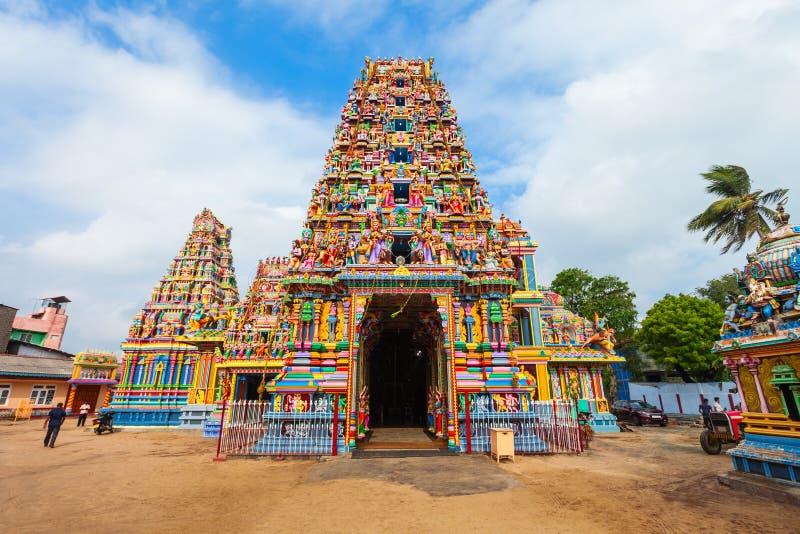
(11, 297, 70, 350)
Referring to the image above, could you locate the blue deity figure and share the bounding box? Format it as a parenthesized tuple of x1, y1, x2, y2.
(462, 303, 475, 343)
(327, 303, 338, 343)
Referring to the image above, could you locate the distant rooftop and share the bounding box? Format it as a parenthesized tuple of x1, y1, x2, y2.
(0, 354, 73, 379)
(42, 296, 71, 304)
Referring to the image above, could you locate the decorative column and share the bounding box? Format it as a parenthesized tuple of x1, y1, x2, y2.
(342, 300, 351, 342)
(724, 357, 747, 412)
(167, 357, 177, 387)
(312, 298, 324, 343)
(175, 355, 185, 387)
(742, 355, 768, 413)
(480, 299, 490, 345)
(452, 300, 461, 341)
(66, 385, 77, 412)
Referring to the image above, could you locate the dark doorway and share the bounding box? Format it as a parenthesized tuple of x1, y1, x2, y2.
(393, 182, 409, 203)
(369, 330, 428, 426)
(71, 385, 100, 413)
(394, 147, 409, 163)
(360, 294, 443, 430)
(236, 374, 275, 401)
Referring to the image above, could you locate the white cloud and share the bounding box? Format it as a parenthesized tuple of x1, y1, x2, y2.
(0, 4, 329, 353)
(436, 0, 800, 314)
(4, 0, 800, 354)
(241, 0, 389, 32)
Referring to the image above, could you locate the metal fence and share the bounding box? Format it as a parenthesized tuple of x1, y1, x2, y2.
(215, 395, 582, 459)
(215, 396, 345, 458)
(458, 396, 582, 454)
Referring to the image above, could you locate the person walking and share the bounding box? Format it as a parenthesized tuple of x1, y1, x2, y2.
(713, 397, 725, 413)
(77, 401, 91, 427)
(699, 398, 713, 429)
(43, 402, 67, 448)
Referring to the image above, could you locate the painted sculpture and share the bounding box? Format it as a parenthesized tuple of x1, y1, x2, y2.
(714, 203, 800, 484)
(110, 57, 623, 448)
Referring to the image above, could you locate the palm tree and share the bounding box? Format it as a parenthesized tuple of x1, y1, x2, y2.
(688, 165, 788, 253)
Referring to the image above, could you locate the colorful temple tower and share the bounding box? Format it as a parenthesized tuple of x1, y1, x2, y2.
(715, 203, 800, 484)
(215, 257, 290, 401)
(111, 209, 239, 425)
(111, 57, 621, 450)
(250, 56, 621, 451)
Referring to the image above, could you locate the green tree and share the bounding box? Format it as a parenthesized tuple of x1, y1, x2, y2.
(550, 268, 638, 342)
(694, 273, 742, 308)
(636, 294, 724, 382)
(687, 165, 788, 253)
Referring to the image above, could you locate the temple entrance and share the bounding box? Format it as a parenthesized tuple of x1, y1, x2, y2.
(357, 294, 448, 447)
(369, 330, 428, 426)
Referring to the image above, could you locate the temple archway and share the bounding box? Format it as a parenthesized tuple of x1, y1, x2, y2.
(358, 294, 445, 432)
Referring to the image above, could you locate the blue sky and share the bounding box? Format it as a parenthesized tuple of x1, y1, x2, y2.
(2, 0, 800, 353)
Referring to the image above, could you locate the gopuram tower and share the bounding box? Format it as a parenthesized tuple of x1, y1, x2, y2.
(111, 209, 239, 425)
(246, 57, 622, 453)
(112, 58, 622, 450)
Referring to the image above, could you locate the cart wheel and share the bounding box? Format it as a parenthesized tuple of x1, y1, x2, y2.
(700, 430, 722, 454)
(94, 427, 100, 435)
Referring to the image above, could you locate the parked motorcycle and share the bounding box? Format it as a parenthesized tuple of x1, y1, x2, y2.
(93, 411, 115, 435)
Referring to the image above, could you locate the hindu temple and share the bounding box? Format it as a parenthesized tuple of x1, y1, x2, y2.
(715, 202, 800, 483)
(111, 57, 622, 454)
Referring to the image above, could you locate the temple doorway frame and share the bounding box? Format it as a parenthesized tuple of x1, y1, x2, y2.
(345, 290, 458, 450)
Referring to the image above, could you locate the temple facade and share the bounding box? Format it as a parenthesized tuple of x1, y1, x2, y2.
(110, 209, 239, 425)
(111, 58, 621, 450)
(715, 203, 800, 483)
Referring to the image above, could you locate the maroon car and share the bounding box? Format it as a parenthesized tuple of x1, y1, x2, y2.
(611, 400, 669, 426)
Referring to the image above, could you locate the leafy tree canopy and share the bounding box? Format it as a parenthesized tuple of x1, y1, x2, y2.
(694, 273, 742, 308)
(687, 164, 788, 254)
(550, 268, 638, 342)
(636, 293, 724, 383)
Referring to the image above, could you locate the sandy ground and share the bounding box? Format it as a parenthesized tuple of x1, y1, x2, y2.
(1, 419, 797, 533)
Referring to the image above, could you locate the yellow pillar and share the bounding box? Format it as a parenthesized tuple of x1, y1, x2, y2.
(535, 364, 551, 400)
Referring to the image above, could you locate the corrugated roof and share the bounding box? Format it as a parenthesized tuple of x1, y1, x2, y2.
(0, 354, 73, 378)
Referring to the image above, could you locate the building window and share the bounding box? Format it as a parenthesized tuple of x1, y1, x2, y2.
(19, 332, 33, 343)
(0, 384, 10, 406)
(30, 385, 56, 406)
(395, 96, 405, 107)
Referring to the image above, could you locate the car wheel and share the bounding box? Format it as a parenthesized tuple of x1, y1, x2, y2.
(660, 420, 668, 427)
(700, 429, 722, 454)
(632, 414, 642, 426)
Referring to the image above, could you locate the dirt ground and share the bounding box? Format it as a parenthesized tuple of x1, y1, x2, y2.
(1, 420, 797, 533)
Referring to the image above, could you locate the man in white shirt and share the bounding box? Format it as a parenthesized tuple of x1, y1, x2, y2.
(712, 397, 725, 413)
(77, 401, 91, 427)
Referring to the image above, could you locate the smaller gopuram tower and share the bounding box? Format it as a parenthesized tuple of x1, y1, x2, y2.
(111, 209, 238, 425)
(214, 257, 291, 401)
(714, 203, 800, 483)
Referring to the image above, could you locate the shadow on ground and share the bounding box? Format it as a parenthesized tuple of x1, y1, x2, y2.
(305, 454, 520, 497)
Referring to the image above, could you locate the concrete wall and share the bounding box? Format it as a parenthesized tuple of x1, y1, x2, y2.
(0, 378, 70, 418)
(628, 382, 740, 415)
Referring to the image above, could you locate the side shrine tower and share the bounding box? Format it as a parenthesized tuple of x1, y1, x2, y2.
(714, 203, 800, 484)
(240, 57, 622, 453)
(111, 209, 239, 425)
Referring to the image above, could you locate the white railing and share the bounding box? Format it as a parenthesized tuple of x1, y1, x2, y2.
(458, 396, 582, 454)
(215, 396, 344, 459)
